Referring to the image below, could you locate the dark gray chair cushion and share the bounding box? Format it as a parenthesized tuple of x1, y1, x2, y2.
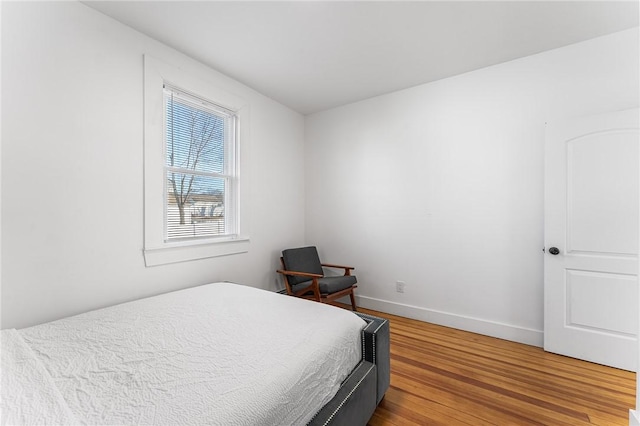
(292, 275, 357, 295)
(282, 246, 324, 286)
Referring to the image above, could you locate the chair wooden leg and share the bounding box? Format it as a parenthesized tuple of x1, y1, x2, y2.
(350, 291, 357, 311)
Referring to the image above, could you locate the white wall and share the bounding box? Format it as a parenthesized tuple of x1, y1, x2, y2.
(635, 123, 640, 422)
(1, 2, 306, 329)
(305, 28, 639, 346)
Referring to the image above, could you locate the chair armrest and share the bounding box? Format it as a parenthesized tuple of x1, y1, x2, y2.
(276, 269, 323, 279)
(321, 263, 355, 276)
(276, 269, 322, 300)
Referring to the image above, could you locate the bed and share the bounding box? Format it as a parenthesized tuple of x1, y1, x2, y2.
(1, 282, 389, 425)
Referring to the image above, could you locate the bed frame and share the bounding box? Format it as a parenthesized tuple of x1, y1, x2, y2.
(7, 285, 389, 425)
(308, 312, 390, 426)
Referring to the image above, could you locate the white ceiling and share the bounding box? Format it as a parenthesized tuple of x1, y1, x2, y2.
(84, 1, 639, 115)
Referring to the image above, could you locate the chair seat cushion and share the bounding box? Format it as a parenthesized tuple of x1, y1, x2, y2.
(293, 275, 357, 295)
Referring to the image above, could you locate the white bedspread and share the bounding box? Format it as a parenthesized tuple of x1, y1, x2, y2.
(18, 282, 365, 425)
(1, 329, 79, 426)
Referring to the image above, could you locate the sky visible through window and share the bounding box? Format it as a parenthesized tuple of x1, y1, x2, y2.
(164, 89, 230, 240)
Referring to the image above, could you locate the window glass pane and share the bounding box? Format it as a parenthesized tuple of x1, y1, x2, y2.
(163, 85, 237, 242)
(165, 90, 226, 174)
(166, 172, 227, 240)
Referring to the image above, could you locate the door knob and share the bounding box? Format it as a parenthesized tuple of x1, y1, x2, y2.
(548, 247, 560, 255)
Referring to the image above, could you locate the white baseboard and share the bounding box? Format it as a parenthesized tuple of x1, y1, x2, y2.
(357, 295, 543, 347)
(630, 410, 640, 426)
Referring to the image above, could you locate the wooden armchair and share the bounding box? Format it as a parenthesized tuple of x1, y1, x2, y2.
(277, 246, 358, 311)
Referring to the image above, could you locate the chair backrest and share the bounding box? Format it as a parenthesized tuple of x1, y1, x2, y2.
(282, 246, 324, 286)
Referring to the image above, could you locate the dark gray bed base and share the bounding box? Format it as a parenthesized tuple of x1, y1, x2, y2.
(308, 313, 390, 426)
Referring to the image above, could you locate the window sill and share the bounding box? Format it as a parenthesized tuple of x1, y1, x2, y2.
(144, 237, 250, 267)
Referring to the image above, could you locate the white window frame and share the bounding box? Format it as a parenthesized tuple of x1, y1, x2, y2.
(163, 85, 238, 242)
(143, 55, 250, 266)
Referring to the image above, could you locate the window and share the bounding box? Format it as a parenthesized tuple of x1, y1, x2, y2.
(163, 85, 238, 241)
(143, 55, 249, 266)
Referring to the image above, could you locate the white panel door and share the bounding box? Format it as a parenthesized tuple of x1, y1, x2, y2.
(544, 108, 639, 371)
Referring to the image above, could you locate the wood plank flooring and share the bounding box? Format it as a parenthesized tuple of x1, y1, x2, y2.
(359, 307, 636, 426)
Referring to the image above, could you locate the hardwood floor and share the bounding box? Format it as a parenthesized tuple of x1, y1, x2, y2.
(359, 307, 636, 426)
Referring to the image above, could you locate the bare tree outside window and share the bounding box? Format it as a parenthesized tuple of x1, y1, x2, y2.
(168, 109, 222, 224)
(164, 87, 234, 240)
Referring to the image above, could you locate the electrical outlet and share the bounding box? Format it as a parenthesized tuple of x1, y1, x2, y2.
(396, 281, 405, 293)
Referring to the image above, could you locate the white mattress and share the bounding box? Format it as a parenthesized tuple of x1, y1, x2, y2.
(15, 282, 366, 425)
(1, 329, 79, 426)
